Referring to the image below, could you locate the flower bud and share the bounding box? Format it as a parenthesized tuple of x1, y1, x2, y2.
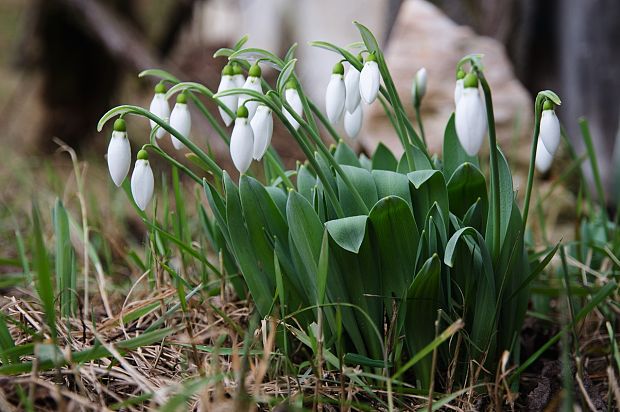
(539, 101, 560, 155)
(131, 149, 154, 211)
(217, 64, 237, 126)
(284, 79, 303, 130)
(344, 64, 361, 112)
(325, 62, 346, 124)
(344, 104, 363, 138)
(251, 105, 273, 160)
(230, 106, 255, 173)
(107, 118, 131, 187)
(535, 138, 554, 173)
(455, 73, 487, 156)
(359, 53, 380, 104)
(149, 83, 170, 139)
(413, 67, 427, 106)
(238, 63, 263, 119)
(169, 93, 191, 150)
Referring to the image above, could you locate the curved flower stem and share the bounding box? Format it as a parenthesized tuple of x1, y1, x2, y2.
(99, 105, 223, 179)
(143, 144, 202, 185)
(414, 103, 426, 145)
(475, 70, 501, 260)
(521, 94, 545, 235)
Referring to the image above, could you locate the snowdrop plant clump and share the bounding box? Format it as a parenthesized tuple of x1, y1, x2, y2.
(99, 24, 564, 391)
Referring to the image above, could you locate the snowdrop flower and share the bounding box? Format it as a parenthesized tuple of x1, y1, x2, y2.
(535, 138, 554, 173)
(131, 149, 154, 211)
(455, 72, 487, 156)
(454, 69, 465, 106)
(359, 53, 380, 104)
(217, 64, 237, 126)
(107, 118, 131, 187)
(231, 62, 245, 89)
(251, 104, 273, 160)
(413, 67, 427, 107)
(344, 60, 361, 112)
(539, 100, 561, 155)
(238, 63, 263, 119)
(169, 93, 191, 150)
(325, 62, 346, 124)
(149, 83, 170, 139)
(344, 104, 363, 138)
(230, 106, 254, 173)
(284, 79, 303, 130)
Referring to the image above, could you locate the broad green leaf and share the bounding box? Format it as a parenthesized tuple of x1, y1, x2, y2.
(296, 164, 316, 202)
(334, 141, 361, 167)
(325, 215, 368, 254)
(404, 254, 441, 388)
(371, 143, 398, 171)
(447, 163, 488, 221)
(408, 170, 449, 233)
(336, 165, 378, 216)
(486, 149, 514, 248)
(372, 170, 412, 210)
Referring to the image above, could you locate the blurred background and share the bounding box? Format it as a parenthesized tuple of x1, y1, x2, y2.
(0, 0, 619, 207)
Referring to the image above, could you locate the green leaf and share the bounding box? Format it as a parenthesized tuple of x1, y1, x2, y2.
(404, 254, 441, 388)
(325, 216, 368, 254)
(408, 170, 449, 233)
(442, 113, 478, 178)
(229, 48, 284, 69)
(447, 162, 488, 221)
(53, 199, 76, 319)
(276, 58, 297, 94)
(353, 21, 380, 54)
(336, 166, 378, 216)
(296, 164, 316, 202)
(372, 170, 412, 209)
(138, 69, 180, 83)
(32, 203, 56, 340)
(371, 143, 398, 171)
(486, 149, 514, 247)
(334, 141, 361, 167)
(317, 231, 329, 305)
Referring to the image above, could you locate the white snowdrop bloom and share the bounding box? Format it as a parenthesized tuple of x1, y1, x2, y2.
(231, 62, 245, 89)
(344, 104, 363, 139)
(230, 106, 255, 173)
(238, 63, 263, 119)
(535, 138, 554, 173)
(344, 64, 361, 112)
(217, 64, 237, 127)
(359, 53, 380, 104)
(413, 67, 427, 106)
(251, 105, 273, 160)
(149, 83, 170, 139)
(131, 149, 155, 211)
(539, 101, 561, 155)
(284, 80, 303, 130)
(455, 73, 487, 156)
(169, 93, 191, 150)
(454, 70, 465, 105)
(107, 118, 131, 187)
(325, 62, 346, 124)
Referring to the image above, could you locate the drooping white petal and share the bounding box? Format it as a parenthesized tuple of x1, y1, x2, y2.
(233, 74, 245, 89)
(149, 93, 170, 139)
(131, 159, 154, 211)
(325, 73, 346, 124)
(344, 105, 363, 138)
(169, 103, 191, 150)
(284, 88, 303, 130)
(535, 139, 554, 173)
(359, 61, 380, 104)
(217, 75, 237, 127)
(106, 131, 131, 187)
(251, 105, 273, 160)
(455, 88, 487, 156)
(344, 67, 361, 112)
(454, 79, 464, 106)
(230, 117, 255, 173)
(539, 110, 560, 155)
(238, 76, 263, 119)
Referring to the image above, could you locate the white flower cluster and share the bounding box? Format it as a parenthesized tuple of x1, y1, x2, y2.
(324, 54, 384, 139)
